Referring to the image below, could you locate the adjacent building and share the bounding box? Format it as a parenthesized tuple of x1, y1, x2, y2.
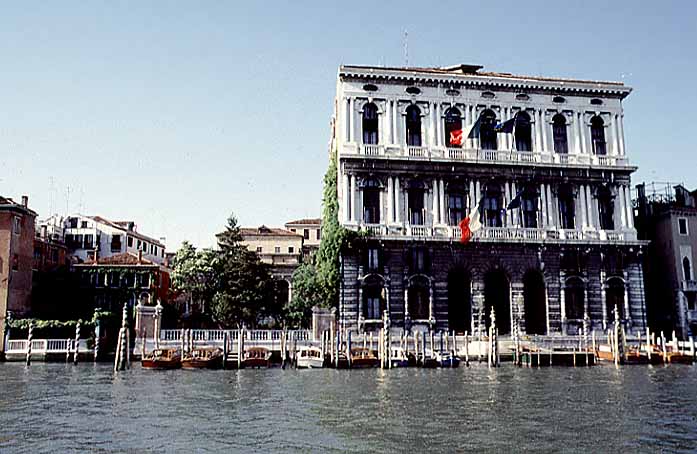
(62, 215, 166, 265)
(331, 63, 647, 336)
(635, 183, 697, 337)
(1, 196, 37, 350)
(285, 218, 322, 256)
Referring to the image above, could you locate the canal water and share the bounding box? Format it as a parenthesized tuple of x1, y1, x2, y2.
(0, 363, 695, 453)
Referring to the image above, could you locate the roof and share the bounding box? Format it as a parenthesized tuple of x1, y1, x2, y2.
(285, 218, 322, 226)
(240, 226, 303, 238)
(87, 215, 164, 247)
(77, 252, 159, 267)
(339, 64, 631, 97)
(0, 196, 38, 217)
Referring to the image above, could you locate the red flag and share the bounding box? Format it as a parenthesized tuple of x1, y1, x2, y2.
(449, 129, 463, 146)
(458, 217, 473, 244)
(458, 198, 483, 245)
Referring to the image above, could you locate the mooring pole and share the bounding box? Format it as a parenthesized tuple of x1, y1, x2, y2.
(93, 312, 100, 362)
(73, 321, 81, 365)
(26, 321, 33, 366)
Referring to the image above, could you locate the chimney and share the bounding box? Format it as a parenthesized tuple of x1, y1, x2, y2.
(21, 195, 28, 207)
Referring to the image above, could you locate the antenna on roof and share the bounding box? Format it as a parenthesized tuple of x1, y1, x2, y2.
(403, 29, 409, 67)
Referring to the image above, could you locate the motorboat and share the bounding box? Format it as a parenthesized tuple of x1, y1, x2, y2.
(243, 347, 271, 368)
(350, 347, 379, 368)
(181, 347, 223, 369)
(296, 346, 324, 368)
(389, 347, 410, 368)
(142, 348, 181, 370)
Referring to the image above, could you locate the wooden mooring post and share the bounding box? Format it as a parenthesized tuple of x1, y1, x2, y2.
(464, 331, 469, 366)
(222, 331, 228, 369)
(93, 314, 100, 362)
(488, 307, 499, 368)
(26, 321, 33, 366)
(113, 303, 130, 372)
(73, 321, 81, 365)
(237, 328, 244, 369)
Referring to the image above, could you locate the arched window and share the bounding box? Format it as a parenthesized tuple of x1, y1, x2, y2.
(362, 103, 379, 145)
(406, 105, 422, 146)
(552, 114, 568, 154)
(565, 277, 585, 320)
(362, 179, 381, 224)
(448, 188, 468, 226)
(363, 275, 386, 320)
(684, 256, 692, 281)
(590, 116, 606, 155)
(408, 276, 430, 320)
(407, 180, 425, 225)
(558, 184, 576, 230)
(479, 110, 497, 150)
(444, 107, 463, 148)
(597, 186, 615, 230)
(514, 111, 532, 152)
(520, 186, 539, 228)
(484, 183, 503, 227)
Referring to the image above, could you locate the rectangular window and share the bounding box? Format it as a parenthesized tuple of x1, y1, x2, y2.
(111, 235, 122, 252)
(12, 216, 21, 235)
(408, 189, 425, 225)
(366, 297, 381, 319)
(256, 246, 263, 253)
(412, 248, 426, 273)
(288, 246, 294, 254)
(84, 235, 94, 249)
(81, 221, 88, 228)
(290, 228, 296, 233)
(448, 194, 466, 226)
(304, 229, 310, 240)
(678, 218, 689, 236)
(368, 248, 379, 271)
(363, 189, 381, 224)
(127, 236, 133, 247)
(69, 217, 78, 228)
(275, 246, 281, 253)
(316, 229, 321, 240)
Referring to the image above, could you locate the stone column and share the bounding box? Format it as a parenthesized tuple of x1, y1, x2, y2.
(387, 177, 394, 224)
(393, 101, 400, 146)
(618, 114, 626, 155)
(350, 174, 357, 222)
(559, 275, 567, 335)
(579, 185, 588, 229)
(541, 110, 549, 153)
(344, 98, 351, 142)
(605, 115, 615, 156)
(511, 181, 518, 227)
(348, 97, 355, 143)
(534, 109, 543, 153)
(469, 180, 475, 211)
(625, 185, 634, 229)
(546, 184, 555, 228)
(600, 270, 608, 330)
(343, 173, 350, 223)
(394, 177, 401, 224)
(585, 185, 594, 229)
(618, 185, 627, 228)
(438, 178, 448, 224)
(432, 179, 440, 225)
(540, 183, 548, 229)
(436, 103, 443, 148)
(573, 112, 582, 154)
(464, 105, 472, 149)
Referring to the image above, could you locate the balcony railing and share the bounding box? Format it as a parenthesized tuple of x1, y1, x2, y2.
(347, 224, 638, 244)
(343, 143, 629, 167)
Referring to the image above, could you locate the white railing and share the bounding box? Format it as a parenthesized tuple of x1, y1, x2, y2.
(406, 146, 428, 157)
(361, 144, 381, 156)
(5, 339, 89, 354)
(560, 230, 583, 240)
(407, 226, 431, 237)
(364, 224, 387, 236)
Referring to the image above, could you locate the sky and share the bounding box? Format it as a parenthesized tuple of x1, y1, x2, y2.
(1, 1, 696, 250)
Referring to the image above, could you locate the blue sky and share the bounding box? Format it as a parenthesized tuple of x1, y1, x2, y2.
(1, 1, 695, 249)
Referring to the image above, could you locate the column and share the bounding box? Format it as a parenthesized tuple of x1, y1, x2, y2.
(348, 97, 355, 143)
(534, 109, 543, 153)
(546, 184, 554, 228)
(623, 274, 632, 328)
(573, 112, 582, 154)
(511, 181, 518, 226)
(344, 98, 351, 142)
(579, 185, 588, 228)
(393, 101, 399, 146)
(579, 112, 588, 154)
(541, 110, 549, 153)
(394, 177, 401, 223)
(429, 103, 436, 147)
(605, 115, 615, 156)
(387, 177, 394, 224)
(618, 114, 626, 155)
(343, 173, 350, 222)
(464, 105, 472, 149)
(540, 183, 548, 228)
(600, 270, 607, 330)
(439, 179, 446, 225)
(432, 179, 439, 225)
(350, 174, 357, 222)
(436, 104, 442, 147)
(624, 185, 634, 228)
(385, 101, 392, 145)
(618, 185, 627, 228)
(585, 185, 594, 229)
(502, 107, 510, 151)
(468, 180, 475, 211)
(559, 276, 567, 335)
(475, 181, 481, 204)
(358, 188, 364, 224)
(505, 182, 512, 226)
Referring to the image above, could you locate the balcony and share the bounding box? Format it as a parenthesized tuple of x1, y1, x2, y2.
(345, 143, 630, 168)
(348, 223, 639, 244)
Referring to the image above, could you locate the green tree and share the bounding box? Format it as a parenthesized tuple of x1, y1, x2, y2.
(288, 263, 322, 328)
(171, 241, 220, 315)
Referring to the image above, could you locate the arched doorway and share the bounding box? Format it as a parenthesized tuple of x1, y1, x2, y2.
(523, 271, 547, 335)
(606, 277, 625, 321)
(448, 267, 471, 333)
(484, 270, 511, 334)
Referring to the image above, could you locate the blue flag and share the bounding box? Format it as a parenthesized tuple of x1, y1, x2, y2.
(465, 117, 481, 139)
(494, 116, 516, 134)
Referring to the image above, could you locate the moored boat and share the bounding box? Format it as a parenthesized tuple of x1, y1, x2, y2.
(142, 348, 181, 370)
(350, 347, 379, 368)
(243, 347, 271, 368)
(296, 346, 324, 368)
(434, 350, 460, 368)
(389, 347, 410, 368)
(181, 347, 224, 369)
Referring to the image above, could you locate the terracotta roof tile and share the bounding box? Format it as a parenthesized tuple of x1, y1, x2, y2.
(285, 218, 322, 226)
(240, 226, 302, 237)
